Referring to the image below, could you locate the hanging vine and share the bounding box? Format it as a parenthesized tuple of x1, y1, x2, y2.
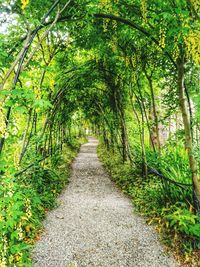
(140, 0, 148, 24)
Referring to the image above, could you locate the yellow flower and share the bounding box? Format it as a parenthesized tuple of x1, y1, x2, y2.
(21, 0, 29, 10)
(0, 215, 4, 222)
(9, 255, 14, 264)
(15, 252, 22, 262)
(50, 79, 55, 89)
(141, 0, 147, 23)
(184, 30, 200, 64)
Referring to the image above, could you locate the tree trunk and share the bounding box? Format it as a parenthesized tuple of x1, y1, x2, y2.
(177, 55, 200, 201)
(130, 95, 148, 177)
(19, 109, 32, 164)
(121, 121, 127, 162)
(145, 72, 161, 152)
(136, 80, 156, 152)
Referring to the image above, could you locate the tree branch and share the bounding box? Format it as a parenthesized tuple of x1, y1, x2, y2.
(94, 13, 176, 67)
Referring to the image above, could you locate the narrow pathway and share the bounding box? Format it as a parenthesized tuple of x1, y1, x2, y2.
(32, 138, 177, 267)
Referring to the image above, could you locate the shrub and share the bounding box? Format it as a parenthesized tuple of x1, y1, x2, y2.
(0, 139, 82, 266)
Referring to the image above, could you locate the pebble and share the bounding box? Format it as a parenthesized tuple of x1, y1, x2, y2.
(32, 137, 178, 267)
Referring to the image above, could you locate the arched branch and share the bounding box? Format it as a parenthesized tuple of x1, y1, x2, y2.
(94, 13, 176, 67)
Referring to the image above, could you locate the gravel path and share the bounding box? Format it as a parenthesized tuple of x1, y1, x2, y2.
(32, 137, 178, 267)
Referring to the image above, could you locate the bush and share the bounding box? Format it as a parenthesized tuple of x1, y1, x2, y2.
(0, 177, 40, 266)
(0, 139, 82, 266)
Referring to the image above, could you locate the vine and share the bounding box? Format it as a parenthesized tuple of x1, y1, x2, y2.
(140, 0, 147, 23)
(159, 27, 166, 49)
(172, 37, 179, 62)
(0, 105, 7, 139)
(184, 30, 200, 64)
(0, 1, 200, 266)
(100, 0, 118, 32)
(111, 36, 117, 52)
(103, 18, 110, 32)
(190, 0, 200, 10)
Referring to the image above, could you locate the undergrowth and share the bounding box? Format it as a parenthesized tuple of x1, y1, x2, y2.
(98, 143, 200, 267)
(0, 137, 85, 267)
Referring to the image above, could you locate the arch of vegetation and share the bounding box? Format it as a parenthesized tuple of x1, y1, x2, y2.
(0, 0, 199, 265)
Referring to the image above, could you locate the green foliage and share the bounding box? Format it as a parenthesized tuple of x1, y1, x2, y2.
(0, 0, 199, 265)
(164, 206, 200, 239)
(0, 175, 41, 266)
(0, 139, 82, 266)
(98, 142, 200, 262)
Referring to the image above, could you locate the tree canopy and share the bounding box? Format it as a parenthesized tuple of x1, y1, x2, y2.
(0, 0, 200, 265)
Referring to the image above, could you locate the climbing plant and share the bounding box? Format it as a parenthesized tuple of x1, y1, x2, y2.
(0, 0, 199, 265)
